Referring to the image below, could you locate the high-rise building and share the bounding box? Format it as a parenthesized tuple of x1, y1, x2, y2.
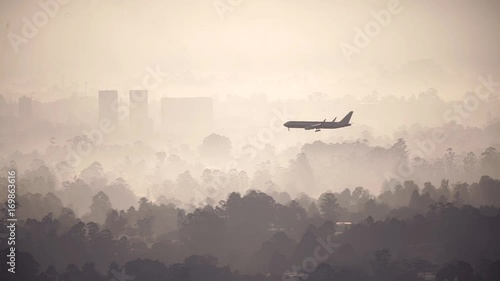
(161, 97, 213, 140)
(19, 96, 33, 121)
(98, 90, 118, 125)
(130, 90, 149, 133)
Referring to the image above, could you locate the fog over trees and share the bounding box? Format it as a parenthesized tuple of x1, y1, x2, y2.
(2, 1, 500, 280)
(1, 97, 500, 280)
(1, 77, 500, 281)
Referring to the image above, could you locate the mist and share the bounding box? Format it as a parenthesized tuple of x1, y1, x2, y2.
(1, 1, 500, 281)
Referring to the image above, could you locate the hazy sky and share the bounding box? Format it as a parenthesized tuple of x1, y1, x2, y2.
(1, 0, 499, 101)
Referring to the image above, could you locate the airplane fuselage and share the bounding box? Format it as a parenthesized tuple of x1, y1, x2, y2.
(283, 111, 353, 131)
(284, 121, 351, 130)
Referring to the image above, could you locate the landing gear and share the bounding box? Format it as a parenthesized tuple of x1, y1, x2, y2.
(315, 129, 321, 132)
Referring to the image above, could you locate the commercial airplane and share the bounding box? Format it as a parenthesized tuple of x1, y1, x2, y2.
(283, 111, 353, 132)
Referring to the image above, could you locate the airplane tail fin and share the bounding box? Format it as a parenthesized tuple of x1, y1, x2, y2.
(339, 111, 353, 125)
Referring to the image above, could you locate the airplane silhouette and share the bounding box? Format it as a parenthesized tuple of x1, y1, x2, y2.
(283, 111, 353, 132)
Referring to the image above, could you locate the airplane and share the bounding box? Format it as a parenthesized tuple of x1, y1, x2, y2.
(283, 111, 353, 132)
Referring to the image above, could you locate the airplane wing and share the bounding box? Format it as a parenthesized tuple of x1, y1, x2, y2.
(305, 123, 323, 130)
(305, 119, 326, 130)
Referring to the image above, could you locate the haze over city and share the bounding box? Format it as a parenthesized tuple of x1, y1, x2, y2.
(1, 1, 500, 281)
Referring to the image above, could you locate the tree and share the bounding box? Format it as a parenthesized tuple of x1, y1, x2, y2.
(89, 191, 112, 224)
(463, 152, 477, 176)
(436, 261, 474, 281)
(175, 171, 201, 203)
(453, 193, 464, 208)
(477, 176, 500, 206)
(481, 147, 500, 176)
(352, 186, 372, 210)
(0, 250, 39, 280)
(136, 216, 154, 240)
(59, 179, 93, 216)
(307, 202, 321, 218)
(390, 138, 408, 161)
(80, 161, 105, 184)
(438, 179, 451, 201)
(276, 200, 307, 234)
(443, 148, 456, 176)
(105, 178, 137, 211)
(422, 182, 437, 200)
(266, 251, 288, 276)
(453, 183, 470, 205)
(104, 209, 127, 236)
(373, 249, 392, 281)
(409, 189, 422, 210)
(68, 135, 93, 152)
(58, 207, 79, 234)
(178, 208, 226, 256)
(38, 266, 60, 281)
(81, 262, 105, 281)
(288, 152, 315, 191)
(319, 192, 339, 222)
(198, 134, 232, 164)
(337, 188, 352, 209)
(85, 222, 100, 241)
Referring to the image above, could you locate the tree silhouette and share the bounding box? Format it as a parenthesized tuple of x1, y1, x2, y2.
(319, 192, 339, 222)
(88, 191, 112, 225)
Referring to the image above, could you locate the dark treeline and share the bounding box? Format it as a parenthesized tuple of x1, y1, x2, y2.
(1, 175, 500, 281)
(0, 126, 499, 281)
